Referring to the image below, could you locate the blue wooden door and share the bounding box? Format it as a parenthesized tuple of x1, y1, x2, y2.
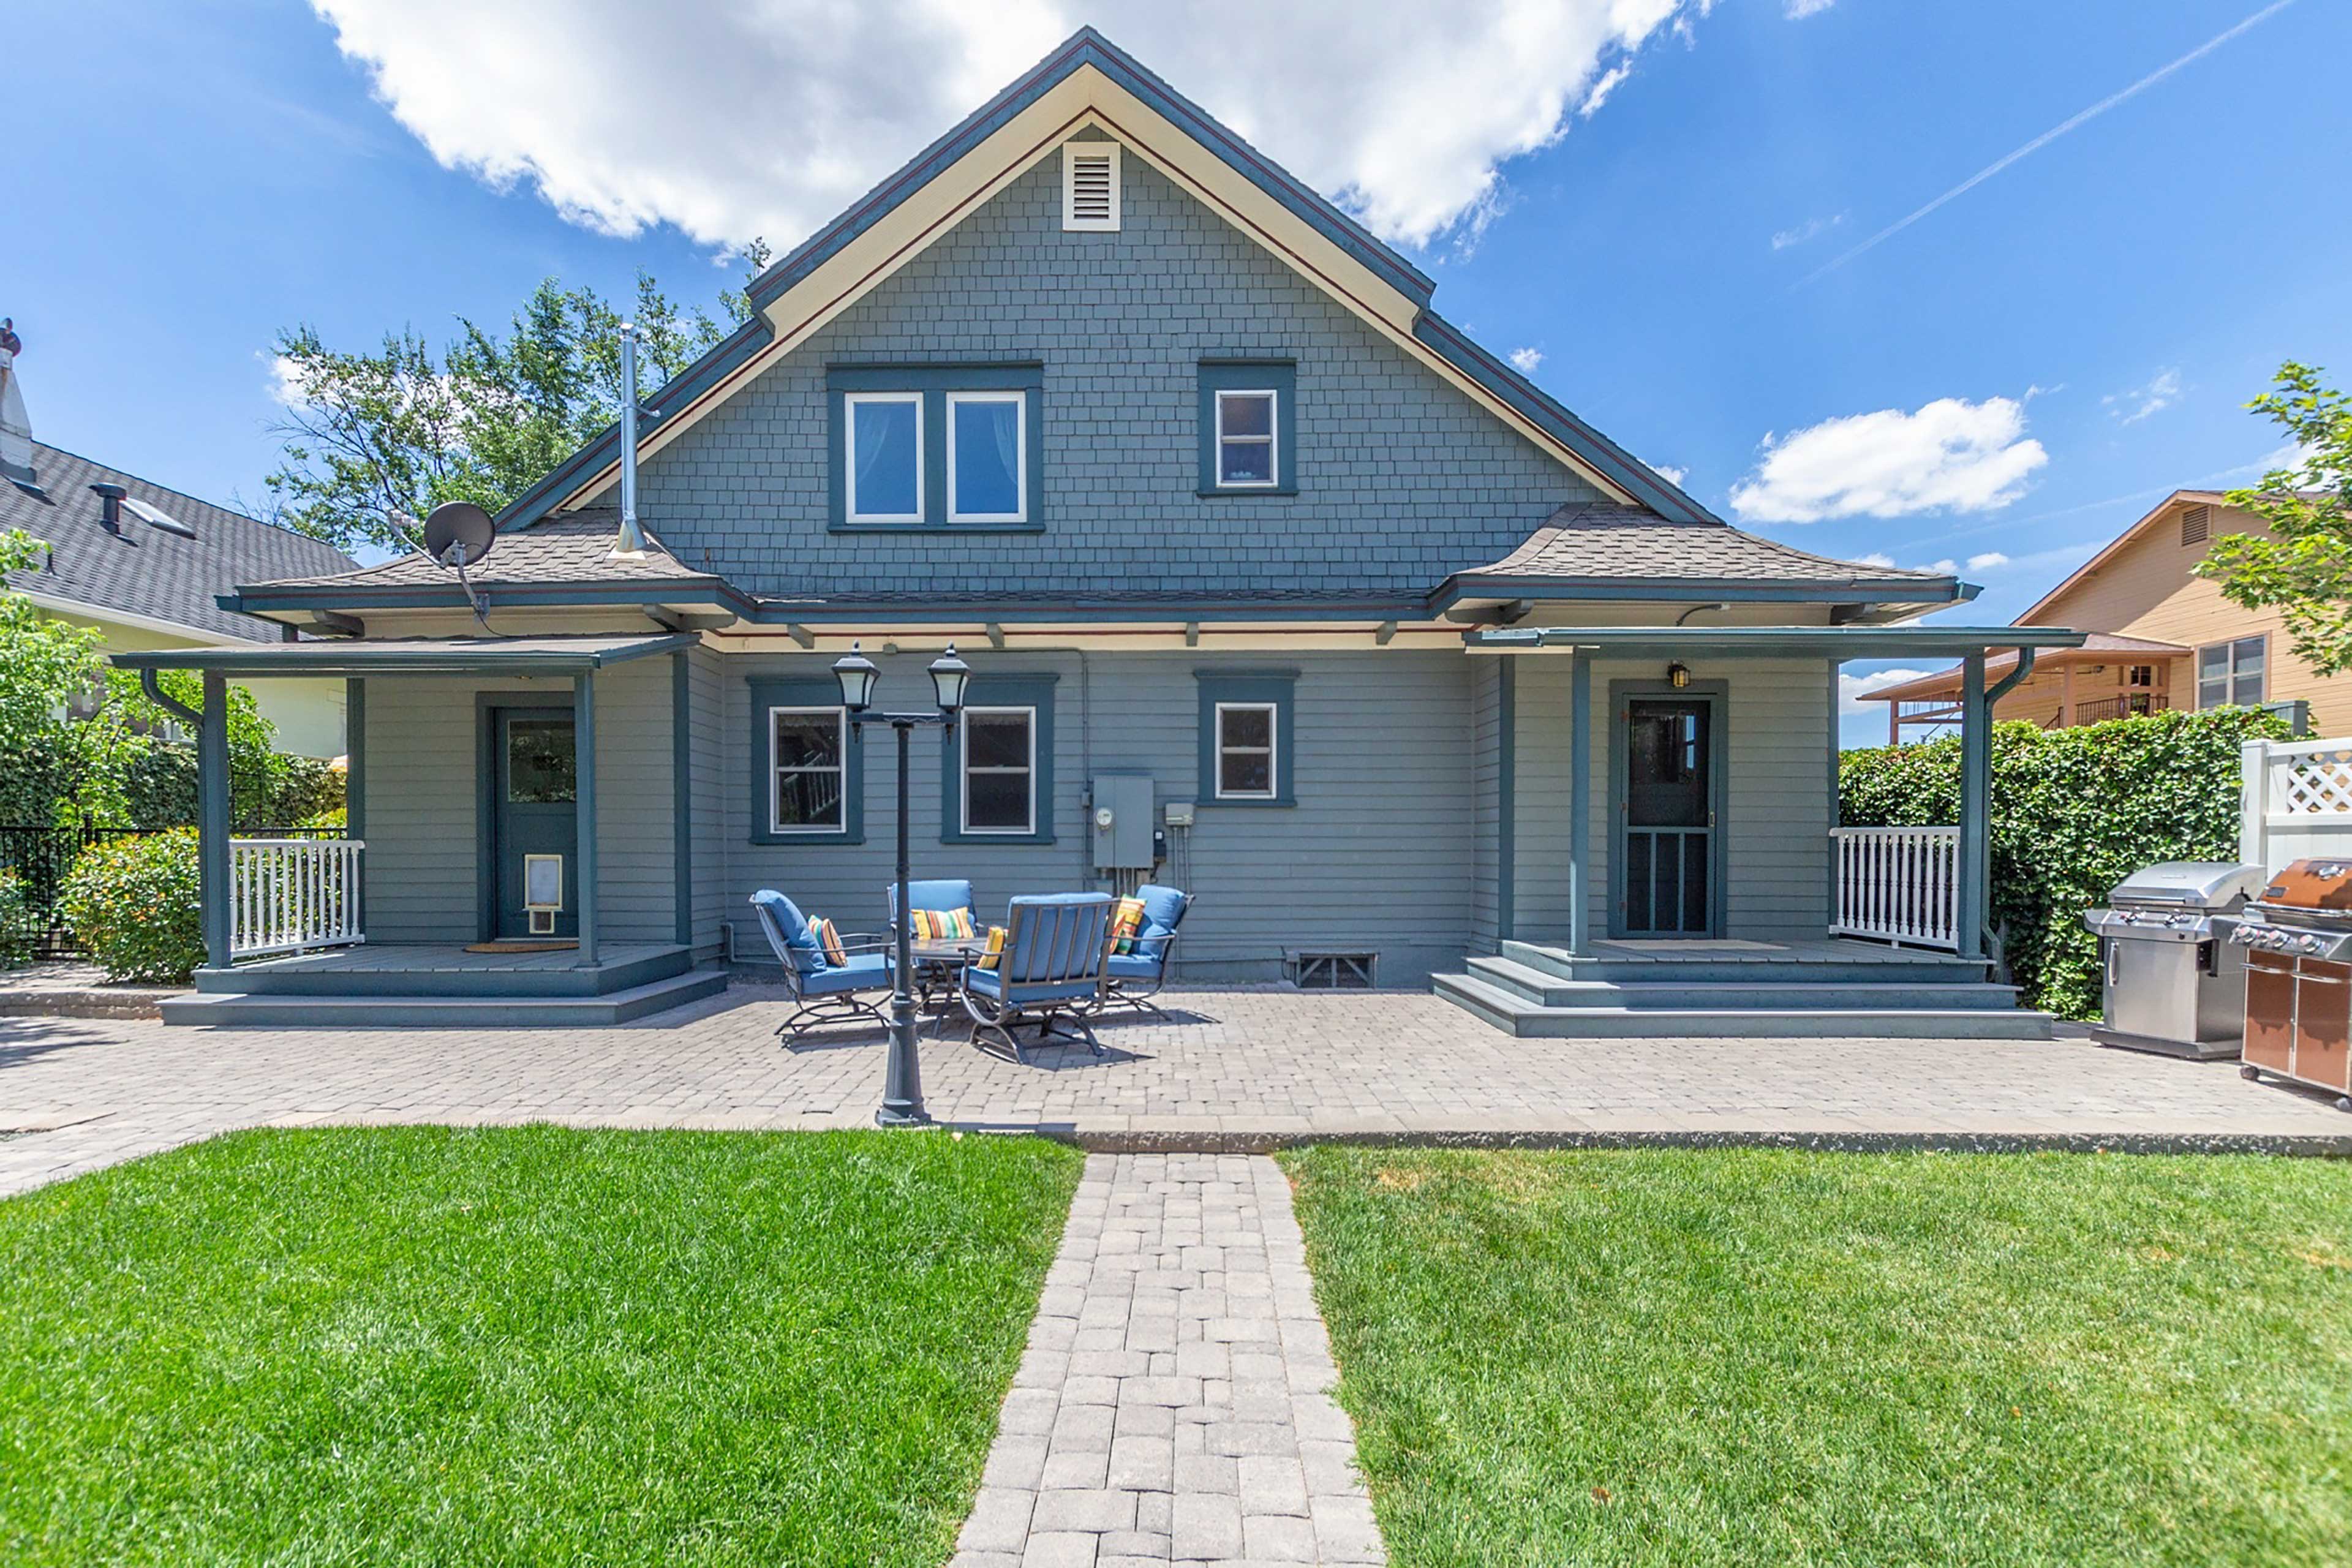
(1616, 698, 1718, 937)
(492, 709, 578, 939)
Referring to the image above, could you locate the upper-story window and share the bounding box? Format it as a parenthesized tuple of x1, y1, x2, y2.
(2198, 635, 2265, 709)
(1197, 360, 1297, 496)
(829, 366, 1043, 531)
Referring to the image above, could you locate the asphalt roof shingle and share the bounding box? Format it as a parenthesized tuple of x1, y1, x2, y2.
(1, 442, 355, 643)
(243, 510, 714, 591)
(1444, 503, 1957, 590)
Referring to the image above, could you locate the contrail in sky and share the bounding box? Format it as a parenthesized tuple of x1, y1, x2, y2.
(1800, 0, 2297, 285)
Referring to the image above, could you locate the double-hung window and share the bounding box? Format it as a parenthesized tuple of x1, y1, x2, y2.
(948, 391, 1026, 522)
(843, 393, 922, 522)
(960, 707, 1036, 834)
(2197, 635, 2266, 709)
(1194, 671, 1295, 805)
(830, 366, 1043, 529)
(1196, 360, 1297, 494)
(748, 677, 862, 843)
(1214, 391, 1276, 487)
(1214, 703, 1278, 799)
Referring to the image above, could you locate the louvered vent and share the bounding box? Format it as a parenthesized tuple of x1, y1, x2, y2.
(2181, 503, 2211, 546)
(1062, 143, 1120, 232)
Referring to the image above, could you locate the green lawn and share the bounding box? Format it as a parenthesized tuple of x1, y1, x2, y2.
(1281, 1147, 2352, 1567)
(1, 1125, 1081, 1566)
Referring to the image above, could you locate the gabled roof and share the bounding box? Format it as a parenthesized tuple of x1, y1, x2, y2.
(2, 440, 354, 643)
(496, 27, 1721, 534)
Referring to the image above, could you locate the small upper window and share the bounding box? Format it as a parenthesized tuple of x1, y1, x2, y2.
(1062, 143, 1120, 231)
(770, 707, 847, 833)
(1215, 391, 1276, 488)
(948, 391, 1026, 522)
(1215, 703, 1278, 799)
(2197, 636, 2266, 709)
(845, 393, 922, 522)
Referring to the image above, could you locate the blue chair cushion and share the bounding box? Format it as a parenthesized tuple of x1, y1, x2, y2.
(750, 889, 826, 974)
(890, 879, 977, 921)
(1135, 884, 1191, 943)
(1107, 952, 1163, 981)
(802, 952, 891, 995)
(966, 965, 1101, 1005)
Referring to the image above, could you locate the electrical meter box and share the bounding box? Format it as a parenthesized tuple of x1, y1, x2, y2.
(1091, 773, 1156, 870)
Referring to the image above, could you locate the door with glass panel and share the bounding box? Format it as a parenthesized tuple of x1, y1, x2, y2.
(491, 709, 577, 940)
(1614, 696, 1720, 937)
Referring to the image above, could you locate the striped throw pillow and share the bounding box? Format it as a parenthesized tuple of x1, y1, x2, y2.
(1110, 897, 1147, 954)
(977, 925, 1007, 971)
(809, 916, 848, 968)
(911, 907, 976, 941)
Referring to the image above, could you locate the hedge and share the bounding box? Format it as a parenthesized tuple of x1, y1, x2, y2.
(61, 828, 205, 984)
(0, 744, 342, 831)
(1839, 706, 2290, 1021)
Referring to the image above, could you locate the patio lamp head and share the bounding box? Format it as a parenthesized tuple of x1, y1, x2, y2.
(1667, 660, 1691, 690)
(832, 643, 880, 712)
(928, 643, 972, 716)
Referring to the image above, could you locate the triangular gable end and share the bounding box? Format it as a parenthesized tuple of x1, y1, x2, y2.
(513, 28, 1715, 529)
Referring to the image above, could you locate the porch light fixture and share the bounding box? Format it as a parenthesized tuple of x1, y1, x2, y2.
(928, 643, 971, 715)
(831, 643, 880, 712)
(1668, 661, 1691, 690)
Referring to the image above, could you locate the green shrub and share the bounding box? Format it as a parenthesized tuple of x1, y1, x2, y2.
(0, 868, 37, 968)
(61, 829, 204, 984)
(1840, 706, 2290, 1020)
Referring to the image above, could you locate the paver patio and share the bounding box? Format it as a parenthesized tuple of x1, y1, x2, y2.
(4, 984, 2348, 1197)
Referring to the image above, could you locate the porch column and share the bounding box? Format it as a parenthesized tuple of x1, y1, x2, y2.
(199, 671, 232, 970)
(1568, 652, 1593, 957)
(1957, 652, 1989, 961)
(574, 670, 599, 968)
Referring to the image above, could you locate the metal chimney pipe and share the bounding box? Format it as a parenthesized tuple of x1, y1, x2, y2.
(610, 322, 647, 559)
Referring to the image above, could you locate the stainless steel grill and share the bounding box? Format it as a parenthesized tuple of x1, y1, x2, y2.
(2082, 862, 2265, 1059)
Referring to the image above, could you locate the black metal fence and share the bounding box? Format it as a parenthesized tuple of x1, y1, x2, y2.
(0, 821, 347, 960)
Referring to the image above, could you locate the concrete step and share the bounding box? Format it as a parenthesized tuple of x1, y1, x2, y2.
(1464, 956, 2021, 1011)
(194, 946, 691, 998)
(160, 968, 728, 1028)
(1433, 973, 2053, 1041)
(1498, 940, 1989, 987)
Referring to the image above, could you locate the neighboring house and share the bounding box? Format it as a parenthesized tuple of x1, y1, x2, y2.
(121, 29, 2075, 1035)
(1863, 490, 2335, 743)
(1, 434, 358, 758)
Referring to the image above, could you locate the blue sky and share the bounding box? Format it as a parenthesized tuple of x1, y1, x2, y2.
(9, 0, 2348, 743)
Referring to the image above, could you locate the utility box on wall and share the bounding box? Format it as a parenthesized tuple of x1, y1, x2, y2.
(1091, 772, 1156, 871)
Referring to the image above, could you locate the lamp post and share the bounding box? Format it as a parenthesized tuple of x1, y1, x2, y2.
(835, 640, 971, 1128)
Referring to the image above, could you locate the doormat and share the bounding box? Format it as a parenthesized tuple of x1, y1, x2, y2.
(462, 940, 579, 954)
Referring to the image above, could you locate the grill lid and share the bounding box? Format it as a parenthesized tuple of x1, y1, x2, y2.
(2105, 861, 2267, 911)
(2259, 858, 2352, 912)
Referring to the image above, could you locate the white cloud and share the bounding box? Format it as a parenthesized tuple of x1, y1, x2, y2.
(1579, 63, 1632, 119)
(307, 1, 1700, 252)
(266, 353, 311, 409)
(1508, 346, 1544, 375)
(1966, 550, 2010, 570)
(1645, 458, 1687, 486)
(1770, 213, 1844, 251)
(1728, 395, 2048, 523)
(2103, 367, 2182, 424)
(1854, 552, 1895, 569)
(1840, 668, 1929, 715)
(1785, 0, 1837, 17)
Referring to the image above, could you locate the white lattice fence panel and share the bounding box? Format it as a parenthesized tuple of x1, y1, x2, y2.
(2278, 748, 2352, 815)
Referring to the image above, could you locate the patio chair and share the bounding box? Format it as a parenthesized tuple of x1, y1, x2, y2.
(887, 878, 979, 1006)
(957, 892, 1115, 1063)
(748, 889, 894, 1045)
(1102, 884, 1194, 1018)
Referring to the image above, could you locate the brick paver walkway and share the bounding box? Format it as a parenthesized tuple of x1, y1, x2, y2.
(5, 985, 2349, 1196)
(954, 1153, 1382, 1567)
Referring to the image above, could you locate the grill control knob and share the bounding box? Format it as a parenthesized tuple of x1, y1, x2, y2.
(2302, 934, 2326, 956)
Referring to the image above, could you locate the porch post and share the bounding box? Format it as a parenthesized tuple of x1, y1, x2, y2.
(199, 671, 232, 970)
(1568, 651, 1593, 957)
(575, 670, 599, 968)
(1957, 652, 1989, 961)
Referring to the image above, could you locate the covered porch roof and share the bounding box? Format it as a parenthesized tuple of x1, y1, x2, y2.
(1853, 632, 2188, 704)
(109, 631, 696, 679)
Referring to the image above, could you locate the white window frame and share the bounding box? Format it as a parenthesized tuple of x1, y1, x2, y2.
(945, 391, 1028, 523)
(1061, 142, 1121, 232)
(767, 706, 848, 835)
(1213, 701, 1279, 801)
(2196, 635, 2267, 709)
(960, 706, 1037, 835)
(843, 391, 924, 522)
(1214, 388, 1278, 489)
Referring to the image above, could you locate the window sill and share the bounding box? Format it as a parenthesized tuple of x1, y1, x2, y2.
(1197, 796, 1295, 809)
(829, 521, 1046, 535)
(1196, 486, 1298, 499)
(749, 829, 866, 846)
(941, 828, 1058, 846)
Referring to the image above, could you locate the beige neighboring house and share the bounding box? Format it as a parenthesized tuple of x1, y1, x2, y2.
(1864, 489, 2337, 743)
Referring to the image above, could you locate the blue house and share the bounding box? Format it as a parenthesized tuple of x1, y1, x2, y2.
(121, 30, 2079, 1035)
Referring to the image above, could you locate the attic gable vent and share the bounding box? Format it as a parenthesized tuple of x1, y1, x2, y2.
(2181, 503, 2211, 546)
(1061, 142, 1120, 232)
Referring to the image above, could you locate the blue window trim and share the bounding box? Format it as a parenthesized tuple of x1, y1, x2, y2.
(748, 676, 863, 845)
(828, 364, 1046, 532)
(942, 673, 1058, 845)
(1194, 669, 1297, 807)
(1196, 360, 1297, 496)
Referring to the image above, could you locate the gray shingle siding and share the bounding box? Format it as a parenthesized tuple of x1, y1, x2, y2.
(637, 149, 1599, 601)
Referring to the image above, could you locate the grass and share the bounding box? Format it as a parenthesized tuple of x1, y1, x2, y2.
(0, 1125, 1082, 1566)
(1281, 1147, 2352, 1567)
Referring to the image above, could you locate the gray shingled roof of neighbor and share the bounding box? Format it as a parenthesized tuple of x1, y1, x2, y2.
(243, 510, 717, 590)
(1, 441, 356, 642)
(1438, 502, 1959, 595)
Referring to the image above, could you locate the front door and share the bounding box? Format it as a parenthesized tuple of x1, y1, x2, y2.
(491, 709, 578, 940)
(1616, 696, 1718, 937)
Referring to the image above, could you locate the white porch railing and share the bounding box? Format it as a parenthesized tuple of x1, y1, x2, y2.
(230, 838, 365, 959)
(1831, 826, 1961, 950)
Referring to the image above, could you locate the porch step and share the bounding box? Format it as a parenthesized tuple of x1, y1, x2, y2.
(1432, 973, 2052, 1041)
(1464, 956, 2022, 1011)
(1498, 939, 1986, 987)
(160, 968, 727, 1028)
(194, 944, 692, 998)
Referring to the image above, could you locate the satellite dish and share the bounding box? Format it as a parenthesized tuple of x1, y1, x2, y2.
(423, 502, 496, 568)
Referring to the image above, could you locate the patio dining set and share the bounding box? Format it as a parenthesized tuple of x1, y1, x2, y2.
(748, 879, 1194, 1062)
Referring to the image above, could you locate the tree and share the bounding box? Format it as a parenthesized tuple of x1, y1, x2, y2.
(2195, 361, 2352, 674)
(265, 244, 772, 554)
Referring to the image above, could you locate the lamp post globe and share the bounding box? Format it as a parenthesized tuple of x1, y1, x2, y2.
(832, 643, 880, 712)
(928, 643, 972, 715)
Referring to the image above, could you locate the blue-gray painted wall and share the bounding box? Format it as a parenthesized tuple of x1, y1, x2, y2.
(636, 147, 1599, 600)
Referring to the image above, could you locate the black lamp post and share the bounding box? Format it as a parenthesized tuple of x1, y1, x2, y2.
(835, 640, 971, 1127)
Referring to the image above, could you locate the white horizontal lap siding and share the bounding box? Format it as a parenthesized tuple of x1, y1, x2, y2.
(590, 657, 677, 946)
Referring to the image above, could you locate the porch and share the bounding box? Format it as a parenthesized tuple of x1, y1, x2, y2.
(164, 943, 722, 1027)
